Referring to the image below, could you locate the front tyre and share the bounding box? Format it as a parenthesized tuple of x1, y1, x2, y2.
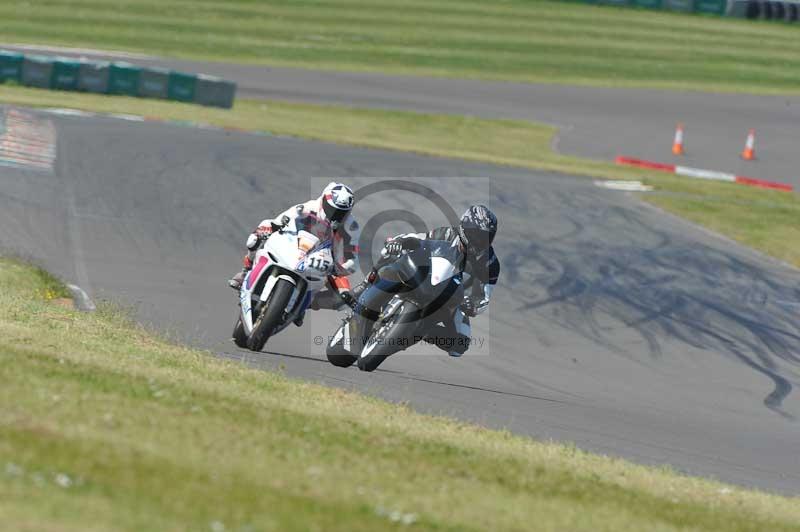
(247, 278, 295, 352)
(357, 302, 419, 372)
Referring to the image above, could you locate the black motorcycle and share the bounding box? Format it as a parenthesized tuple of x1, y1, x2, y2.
(326, 239, 465, 372)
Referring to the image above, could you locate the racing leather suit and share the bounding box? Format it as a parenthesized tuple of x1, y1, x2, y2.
(232, 200, 361, 311)
(376, 226, 499, 357)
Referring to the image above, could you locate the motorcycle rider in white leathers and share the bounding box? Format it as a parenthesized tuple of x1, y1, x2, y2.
(354, 204, 499, 357)
(228, 182, 361, 326)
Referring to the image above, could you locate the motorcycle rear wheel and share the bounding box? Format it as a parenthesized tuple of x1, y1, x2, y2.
(326, 321, 357, 368)
(232, 316, 248, 348)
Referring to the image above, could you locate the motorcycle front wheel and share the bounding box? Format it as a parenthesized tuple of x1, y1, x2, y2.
(247, 278, 295, 352)
(357, 302, 420, 372)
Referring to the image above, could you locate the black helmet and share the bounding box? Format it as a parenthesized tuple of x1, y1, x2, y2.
(458, 205, 497, 256)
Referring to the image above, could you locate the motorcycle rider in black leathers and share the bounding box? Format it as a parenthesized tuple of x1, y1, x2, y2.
(353, 205, 499, 357)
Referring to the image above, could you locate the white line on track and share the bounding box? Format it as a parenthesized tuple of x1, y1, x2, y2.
(594, 180, 653, 192)
(109, 114, 146, 122)
(42, 108, 96, 118)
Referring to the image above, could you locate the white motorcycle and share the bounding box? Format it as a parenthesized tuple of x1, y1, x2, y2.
(233, 223, 334, 351)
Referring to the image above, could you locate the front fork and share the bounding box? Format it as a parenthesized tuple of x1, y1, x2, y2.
(243, 270, 308, 333)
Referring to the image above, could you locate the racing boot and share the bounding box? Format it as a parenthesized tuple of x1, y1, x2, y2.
(350, 269, 377, 301)
(228, 255, 254, 291)
(228, 270, 246, 291)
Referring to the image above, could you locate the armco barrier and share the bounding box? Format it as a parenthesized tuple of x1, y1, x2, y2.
(168, 71, 197, 102)
(108, 62, 140, 96)
(77, 61, 110, 93)
(22, 55, 53, 88)
(52, 58, 80, 91)
(0, 50, 23, 84)
(195, 75, 236, 109)
(695, 0, 726, 14)
(664, 0, 694, 12)
(138, 67, 169, 99)
(1, 50, 237, 109)
(574, 0, 800, 23)
(634, 0, 663, 7)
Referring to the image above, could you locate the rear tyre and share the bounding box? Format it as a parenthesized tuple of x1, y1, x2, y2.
(327, 338, 357, 368)
(247, 278, 295, 352)
(232, 316, 248, 348)
(326, 317, 358, 368)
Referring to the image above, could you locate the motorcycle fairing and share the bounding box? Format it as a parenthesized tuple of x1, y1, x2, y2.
(239, 229, 328, 338)
(246, 255, 270, 291)
(430, 256, 458, 286)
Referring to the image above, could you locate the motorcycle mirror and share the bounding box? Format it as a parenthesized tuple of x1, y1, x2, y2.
(276, 215, 291, 234)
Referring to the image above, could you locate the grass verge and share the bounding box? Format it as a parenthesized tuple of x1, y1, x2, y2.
(3, 0, 800, 94)
(2, 257, 800, 530)
(4, 84, 800, 267)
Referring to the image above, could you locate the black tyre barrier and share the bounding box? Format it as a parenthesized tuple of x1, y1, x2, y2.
(746, 0, 761, 17)
(771, 1, 785, 19)
(788, 3, 798, 21)
(761, 0, 773, 18)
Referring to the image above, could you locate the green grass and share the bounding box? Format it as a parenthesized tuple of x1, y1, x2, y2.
(2, 257, 800, 531)
(3, 0, 800, 93)
(4, 84, 800, 267)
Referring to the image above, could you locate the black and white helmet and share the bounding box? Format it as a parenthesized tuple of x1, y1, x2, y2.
(320, 182, 355, 230)
(458, 205, 497, 256)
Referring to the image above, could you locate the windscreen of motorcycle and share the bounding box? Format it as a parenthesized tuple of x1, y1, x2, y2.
(266, 231, 305, 268)
(428, 239, 464, 286)
(296, 230, 333, 275)
(430, 256, 458, 286)
(428, 240, 464, 286)
(296, 230, 320, 253)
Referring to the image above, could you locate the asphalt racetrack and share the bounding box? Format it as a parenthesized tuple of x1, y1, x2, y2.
(1, 109, 799, 494)
(5, 45, 799, 188)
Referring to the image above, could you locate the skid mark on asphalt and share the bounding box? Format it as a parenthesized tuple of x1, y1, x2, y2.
(500, 187, 800, 418)
(0, 108, 57, 172)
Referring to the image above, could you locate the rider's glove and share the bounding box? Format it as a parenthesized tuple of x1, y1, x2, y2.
(461, 297, 488, 317)
(383, 240, 404, 257)
(270, 215, 291, 233)
(461, 296, 477, 317)
(246, 233, 261, 251)
(339, 290, 356, 308)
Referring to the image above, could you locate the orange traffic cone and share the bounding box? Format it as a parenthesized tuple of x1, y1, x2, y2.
(741, 129, 756, 161)
(672, 123, 685, 156)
